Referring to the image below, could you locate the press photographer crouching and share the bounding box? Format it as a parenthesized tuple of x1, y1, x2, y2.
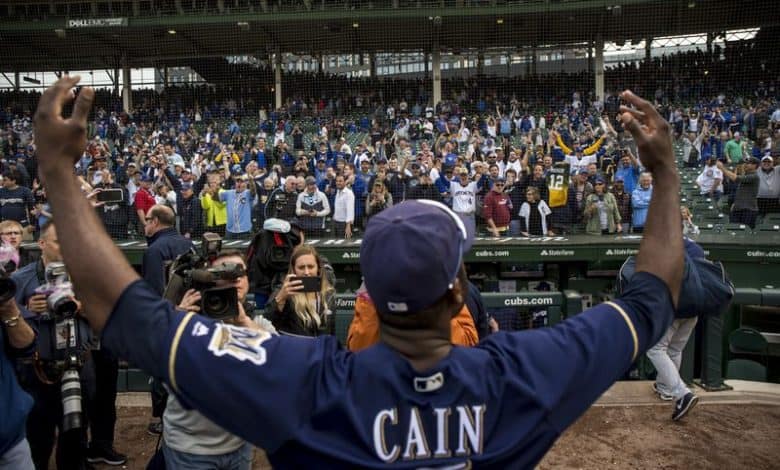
(11, 221, 102, 470)
(265, 245, 335, 337)
(160, 242, 258, 469)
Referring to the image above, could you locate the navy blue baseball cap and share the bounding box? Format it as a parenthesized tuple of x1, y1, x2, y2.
(360, 200, 475, 315)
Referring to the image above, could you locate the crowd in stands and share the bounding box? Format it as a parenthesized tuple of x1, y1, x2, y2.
(0, 45, 779, 243)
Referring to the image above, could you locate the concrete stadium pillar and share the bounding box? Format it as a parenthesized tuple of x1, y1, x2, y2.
(432, 50, 441, 108)
(594, 38, 604, 102)
(122, 65, 133, 114)
(274, 54, 282, 110)
(14, 72, 20, 91)
(645, 37, 652, 61)
(369, 53, 376, 78)
(477, 52, 484, 75)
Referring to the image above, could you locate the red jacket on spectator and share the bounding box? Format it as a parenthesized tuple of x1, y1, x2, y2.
(134, 188, 156, 215)
(483, 190, 512, 228)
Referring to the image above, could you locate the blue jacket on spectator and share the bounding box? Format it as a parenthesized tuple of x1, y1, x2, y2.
(143, 227, 194, 296)
(614, 164, 640, 194)
(631, 185, 653, 228)
(0, 307, 35, 458)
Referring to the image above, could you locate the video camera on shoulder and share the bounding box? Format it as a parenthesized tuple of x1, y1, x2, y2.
(165, 233, 243, 320)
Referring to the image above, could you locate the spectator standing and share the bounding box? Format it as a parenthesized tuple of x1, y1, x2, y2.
(631, 172, 653, 233)
(718, 158, 760, 228)
(365, 180, 393, 224)
(93, 171, 130, 239)
(583, 178, 622, 235)
(695, 156, 724, 201)
(614, 149, 640, 194)
(265, 246, 334, 336)
(450, 167, 479, 236)
(518, 186, 553, 236)
(295, 176, 330, 238)
(200, 174, 227, 236)
(332, 175, 355, 239)
(611, 175, 632, 228)
(482, 177, 512, 237)
(176, 182, 204, 239)
(724, 132, 745, 164)
(220, 174, 256, 239)
(133, 174, 156, 236)
(756, 155, 780, 215)
(0, 169, 35, 235)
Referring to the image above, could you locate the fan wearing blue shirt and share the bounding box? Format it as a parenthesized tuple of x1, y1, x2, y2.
(36, 79, 683, 469)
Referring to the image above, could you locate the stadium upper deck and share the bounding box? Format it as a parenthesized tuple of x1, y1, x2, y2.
(1, 0, 777, 72)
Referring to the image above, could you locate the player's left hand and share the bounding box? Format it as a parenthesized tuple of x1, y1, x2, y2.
(33, 76, 95, 176)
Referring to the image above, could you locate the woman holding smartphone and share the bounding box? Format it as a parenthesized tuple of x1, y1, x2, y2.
(265, 245, 335, 337)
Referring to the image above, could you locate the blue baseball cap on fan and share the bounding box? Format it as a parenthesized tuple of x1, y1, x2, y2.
(360, 200, 474, 315)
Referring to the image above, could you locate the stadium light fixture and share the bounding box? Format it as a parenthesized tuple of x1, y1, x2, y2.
(352, 22, 359, 28)
(496, 18, 504, 25)
(54, 28, 66, 38)
(168, 29, 177, 35)
(237, 21, 250, 30)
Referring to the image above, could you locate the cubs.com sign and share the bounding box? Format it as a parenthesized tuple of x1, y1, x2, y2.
(67, 18, 128, 28)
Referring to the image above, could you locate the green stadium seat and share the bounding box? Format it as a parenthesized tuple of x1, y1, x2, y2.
(726, 359, 767, 381)
(729, 327, 768, 354)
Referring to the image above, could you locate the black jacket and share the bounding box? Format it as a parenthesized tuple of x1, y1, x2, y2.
(177, 194, 204, 239)
(143, 227, 193, 296)
(264, 291, 334, 337)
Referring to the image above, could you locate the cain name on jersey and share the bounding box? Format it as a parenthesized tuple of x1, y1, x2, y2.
(372, 404, 486, 463)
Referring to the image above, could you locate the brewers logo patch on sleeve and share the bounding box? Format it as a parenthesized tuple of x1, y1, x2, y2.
(207, 324, 274, 366)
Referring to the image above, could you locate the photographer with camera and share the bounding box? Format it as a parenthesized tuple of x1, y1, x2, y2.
(0, 281, 37, 468)
(10, 221, 118, 469)
(265, 245, 335, 337)
(160, 249, 257, 469)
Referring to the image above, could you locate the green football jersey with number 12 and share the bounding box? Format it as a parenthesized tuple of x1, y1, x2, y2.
(546, 163, 570, 208)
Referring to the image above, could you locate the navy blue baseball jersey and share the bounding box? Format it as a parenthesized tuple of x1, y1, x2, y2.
(103, 271, 673, 468)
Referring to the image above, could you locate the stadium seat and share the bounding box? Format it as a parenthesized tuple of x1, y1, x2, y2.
(726, 359, 767, 381)
(729, 327, 768, 355)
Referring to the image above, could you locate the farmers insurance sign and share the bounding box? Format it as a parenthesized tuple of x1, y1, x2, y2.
(67, 18, 128, 28)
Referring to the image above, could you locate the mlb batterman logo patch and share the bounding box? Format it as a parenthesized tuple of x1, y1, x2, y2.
(207, 324, 273, 366)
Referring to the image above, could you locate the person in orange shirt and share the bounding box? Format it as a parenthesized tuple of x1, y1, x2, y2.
(347, 283, 479, 351)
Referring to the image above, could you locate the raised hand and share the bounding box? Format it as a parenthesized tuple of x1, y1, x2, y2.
(33, 76, 95, 175)
(618, 90, 673, 173)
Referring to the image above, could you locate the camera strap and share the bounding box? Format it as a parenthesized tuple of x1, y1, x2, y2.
(35, 259, 47, 286)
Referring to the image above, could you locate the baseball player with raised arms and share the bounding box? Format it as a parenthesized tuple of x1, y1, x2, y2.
(34, 77, 682, 468)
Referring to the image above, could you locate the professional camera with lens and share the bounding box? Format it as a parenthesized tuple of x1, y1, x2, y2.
(35, 262, 79, 320)
(33, 262, 88, 432)
(164, 233, 243, 320)
(0, 243, 19, 302)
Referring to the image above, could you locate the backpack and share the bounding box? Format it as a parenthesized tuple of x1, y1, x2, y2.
(617, 243, 734, 318)
(246, 219, 303, 293)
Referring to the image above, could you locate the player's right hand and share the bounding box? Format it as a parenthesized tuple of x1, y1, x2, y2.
(619, 90, 673, 173)
(33, 76, 95, 174)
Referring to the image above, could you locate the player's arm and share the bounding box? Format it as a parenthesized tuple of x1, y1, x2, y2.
(33, 77, 139, 332)
(619, 90, 682, 307)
